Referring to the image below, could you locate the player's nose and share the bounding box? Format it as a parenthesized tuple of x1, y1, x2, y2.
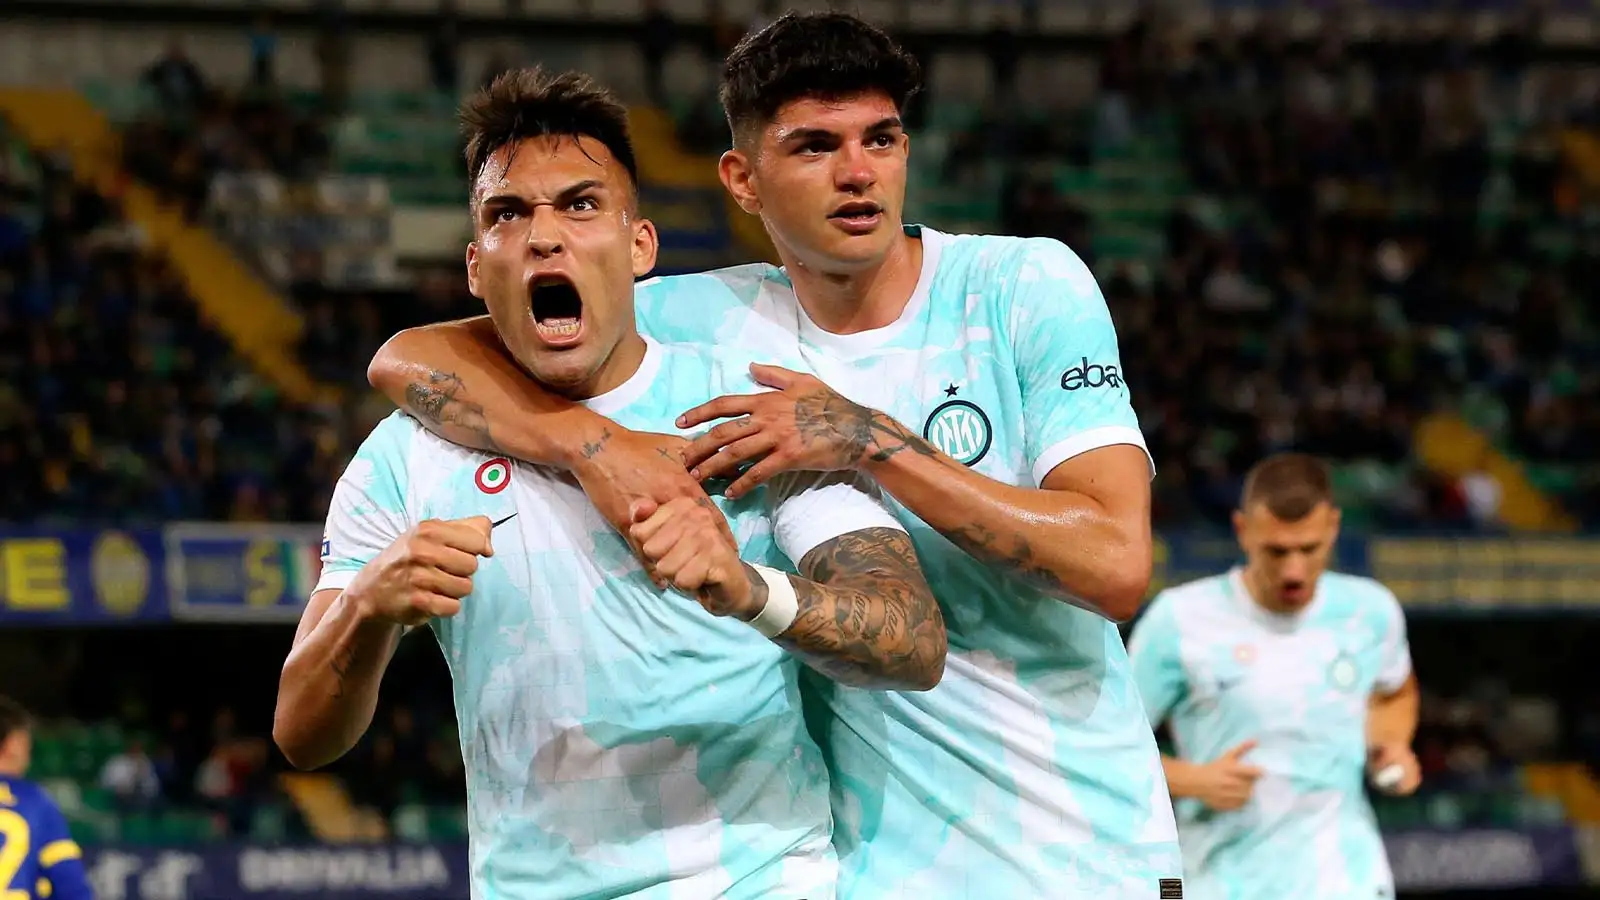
(833, 143, 876, 190)
(526, 208, 564, 258)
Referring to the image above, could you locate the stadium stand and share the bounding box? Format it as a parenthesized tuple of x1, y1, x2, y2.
(2, 3, 1600, 898)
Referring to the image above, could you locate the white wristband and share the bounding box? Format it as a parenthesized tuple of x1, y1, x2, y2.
(746, 564, 799, 638)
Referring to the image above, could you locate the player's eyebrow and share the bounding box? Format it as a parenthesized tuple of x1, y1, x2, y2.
(478, 179, 607, 212)
(780, 118, 903, 147)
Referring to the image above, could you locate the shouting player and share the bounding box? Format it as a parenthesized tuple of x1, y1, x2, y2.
(368, 14, 1182, 899)
(274, 68, 945, 900)
(1128, 454, 1420, 900)
(0, 697, 92, 900)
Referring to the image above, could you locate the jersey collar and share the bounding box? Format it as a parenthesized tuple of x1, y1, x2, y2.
(791, 225, 944, 358)
(582, 335, 663, 417)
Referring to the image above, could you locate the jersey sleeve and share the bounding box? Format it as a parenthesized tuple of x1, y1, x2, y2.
(33, 791, 92, 900)
(1373, 586, 1414, 694)
(765, 471, 907, 567)
(1002, 237, 1153, 486)
(1127, 593, 1188, 727)
(315, 412, 418, 594)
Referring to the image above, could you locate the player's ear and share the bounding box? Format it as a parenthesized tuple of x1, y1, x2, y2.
(631, 216, 659, 278)
(465, 241, 484, 300)
(1327, 506, 1343, 542)
(719, 148, 760, 215)
(1231, 509, 1247, 542)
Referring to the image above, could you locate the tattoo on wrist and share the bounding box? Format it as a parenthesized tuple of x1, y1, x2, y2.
(863, 413, 939, 463)
(580, 427, 612, 461)
(790, 390, 938, 468)
(404, 370, 504, 455)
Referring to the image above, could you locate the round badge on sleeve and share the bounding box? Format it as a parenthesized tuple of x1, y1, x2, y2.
(475, 458, 511, 494)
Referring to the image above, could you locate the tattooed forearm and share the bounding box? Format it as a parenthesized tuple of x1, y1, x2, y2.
(942, 522, 1070, 596)
(771, 527, 946, 691)
(789, 389, 939, 468)
(328, 642, 362, 700)
(402, 369, 505, 455)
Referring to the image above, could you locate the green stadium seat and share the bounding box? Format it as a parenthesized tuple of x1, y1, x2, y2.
(30, 736, 66, 780)
(251, 804, 289, 842)
(79, 787, 115, 814)
(391, 804, 430, 842)
(67, 820, 101, 845)
(427, 806, 469, 842)
(120, 812, 157, 844)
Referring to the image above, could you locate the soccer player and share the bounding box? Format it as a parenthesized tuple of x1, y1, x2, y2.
(0, 697, 93, 900)
(1128, 454, 1421, 900)
(368, 14, 1183, 899)
(274, 69, 946, 900)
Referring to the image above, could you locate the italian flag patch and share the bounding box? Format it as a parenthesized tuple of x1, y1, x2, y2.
(475, 458, 511, 494)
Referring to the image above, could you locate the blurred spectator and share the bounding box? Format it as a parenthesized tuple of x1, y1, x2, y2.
(99, 739, 161, 812)
(247, 14, 279, 90)
(142, 40, 206, 110)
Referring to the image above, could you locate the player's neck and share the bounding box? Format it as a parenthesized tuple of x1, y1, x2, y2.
(549, 333, 648, 402)
(783, 233, 923, 335)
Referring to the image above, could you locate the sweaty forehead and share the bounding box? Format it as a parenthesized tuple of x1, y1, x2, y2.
(472, 134, 624, 201)
(768, 93, 901, 137)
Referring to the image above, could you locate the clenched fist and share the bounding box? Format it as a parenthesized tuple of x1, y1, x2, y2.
(1193, 740, 1264, 812)
(627, 497, 756, 620)
(345, 516, 494, 627)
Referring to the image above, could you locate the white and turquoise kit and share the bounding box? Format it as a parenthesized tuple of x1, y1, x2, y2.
(635, 226, 1183, 899)
(1128, 568, 1414, 900)
(317, 338, 908, 900)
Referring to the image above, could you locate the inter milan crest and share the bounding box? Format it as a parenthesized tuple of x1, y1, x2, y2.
(923, 386, 992, 467)
(1327, 650, 1359, 692)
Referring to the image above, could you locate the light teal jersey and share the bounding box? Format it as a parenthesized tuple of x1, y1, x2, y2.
(1128, 569, 1414, 900)
(316, 338, 907, 900)
(635, 227, 1183, 899)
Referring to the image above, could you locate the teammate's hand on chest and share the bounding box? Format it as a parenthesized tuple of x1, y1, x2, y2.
(678, 363, 882, 499)
(627, 497, 756, 620)
(346, 516, 494, 627)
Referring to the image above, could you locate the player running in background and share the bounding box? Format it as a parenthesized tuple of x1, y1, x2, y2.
(0, 697, 93, 900)
(274, 69, 944, 900)
(368, 14, 1181, 899)
(1128, 453, 1421, 900)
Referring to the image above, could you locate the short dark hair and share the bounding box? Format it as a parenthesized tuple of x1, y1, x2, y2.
(460, 67, 638, 199)
(0, 696, 31, 746)
(1240, 454, 1334, 521)
(720, 12, 922, 143)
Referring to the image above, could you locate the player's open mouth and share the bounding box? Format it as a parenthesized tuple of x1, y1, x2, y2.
(829, 201, 883, 234)
(529, 274, 584, 347)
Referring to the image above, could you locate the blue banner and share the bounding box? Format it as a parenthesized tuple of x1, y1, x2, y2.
(1387, 827, 1584, 890)
(3, 526, 1600, 624)
(163, 523, 323, 623)
(82, 843, 468, 900)
(72, 830, 1589, 897)
(0, 528, 168, 624)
